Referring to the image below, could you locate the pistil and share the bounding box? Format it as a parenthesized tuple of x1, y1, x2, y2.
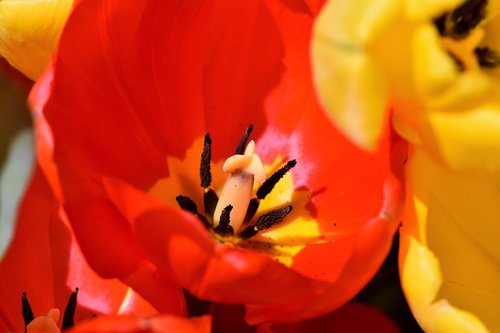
(213, 140, 266, 232)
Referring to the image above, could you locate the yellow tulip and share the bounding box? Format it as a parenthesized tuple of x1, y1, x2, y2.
(312, 0, 500, 331)
(312, 0, 500, 177)
(400, 148, 500, 332)
(0, 0, 73, 80)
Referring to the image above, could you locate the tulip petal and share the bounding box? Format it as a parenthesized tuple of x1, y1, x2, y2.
(412, 24, 458, 96)
(405, 0, 464, 21)
(400, 149, 499, 332)
(103, 176, 328, 305)
(423, 104, 500, 176)
(68, 315, 211, 333)
(246, 214, 396, 323)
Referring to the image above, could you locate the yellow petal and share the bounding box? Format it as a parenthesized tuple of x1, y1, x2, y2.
(311, 0, 402, 151)
(311, 42, 388, 151)
(424, 72, 495, 110)
(405, 0, 464, 22)
(400, 149, 500, 332)
(0, 0, 73, 80)
(315, 0, 401, 45)
(423, 103, 500, 176)
(412, 24, 459, 96)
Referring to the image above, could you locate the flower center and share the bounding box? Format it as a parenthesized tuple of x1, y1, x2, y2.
(22, 288, 79, 332)
(175, 125, 296, 242)
(434, 0, 499, 71)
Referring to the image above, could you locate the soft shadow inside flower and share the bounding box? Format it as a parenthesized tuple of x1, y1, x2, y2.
(148, 126, 320, 267)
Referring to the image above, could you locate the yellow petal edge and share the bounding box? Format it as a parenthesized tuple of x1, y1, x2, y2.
(402, 236, 489, 333)
(0, 0, 73, 80)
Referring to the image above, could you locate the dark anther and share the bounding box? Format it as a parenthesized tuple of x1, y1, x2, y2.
(435, 0, 487, 39)
(238, 206, 293, 240)
(62, 288, 79, 330)
(203, 188, 219, 217)
(177, 195, 211, 228)
(434, 15, 447, 35)
(256, 160, 297, 200)
(214, 205, 234, 236)
(475, 47, 500, 68)
(255, 205, 293, 230)
(243, 198, 260, 224)
(22, 292, 35, 328)
(235, 124, 253, 155)
(176, 195, 199, 215)
(200, 133, 212, 188)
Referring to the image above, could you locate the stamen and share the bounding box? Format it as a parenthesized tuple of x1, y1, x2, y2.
(176, 195, 199, 215)
(214, 205, 234, 236)
(243, 198, 260, 224)
(435, 0, 487, 39)
(475, 47, 500, 68)
(176, 195, 211, 228)
(22, 292, 35, 328)
(62, 288, 79, 330)
(200, 134, 212, 188)
(256, 160, 297, 200)
(203, 188, 219, 217)
(234, 124, 253, 155)
(238, 205, 293, 240)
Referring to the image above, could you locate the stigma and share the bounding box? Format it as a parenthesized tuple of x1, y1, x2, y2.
(213, 140, 266, 232)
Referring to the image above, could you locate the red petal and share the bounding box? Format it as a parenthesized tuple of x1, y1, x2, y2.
(0, 167, 55, 330)
(103, 177, 327, 305)
(68, 315, 211, 333)
(200, 0, 283, 159)
(246, 214, 397, 323)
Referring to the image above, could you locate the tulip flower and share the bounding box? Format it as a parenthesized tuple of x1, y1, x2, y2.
(0, 0, 73, 81)
(29, 0, 405, 324)
(311, 0, 500, 332)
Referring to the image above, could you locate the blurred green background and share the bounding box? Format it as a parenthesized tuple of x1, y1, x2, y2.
(0, 60, 32, 167)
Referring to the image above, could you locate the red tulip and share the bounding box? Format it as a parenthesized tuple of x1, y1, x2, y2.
(29, 0, 406, 323)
